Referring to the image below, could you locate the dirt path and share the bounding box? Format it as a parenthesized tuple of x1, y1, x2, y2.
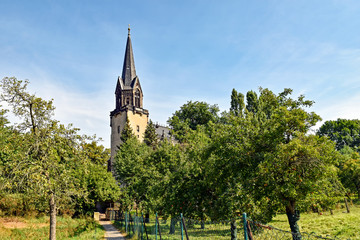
(99, 220, 126, 240)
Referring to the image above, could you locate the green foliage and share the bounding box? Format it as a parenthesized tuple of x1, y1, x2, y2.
(81, 141, 110, 165)
(0, 108, 21, 192)
(318, 118, 360, 151)
(338, 147, 360, 199)
(168, 101, 219, 142)
(149, 142, 184, 215)
(254, 134, 343, 215)
(0, 77, 55, 134)
(114, 137, 152, 210)
(111, 86, 343, 237)
(0, 77, 120, 236)
(120, 118, 135, 142)
(230, 88, 244, 116)
(75, 162, 121, 215)
(144, 120, 158, 148)
(245, 90, 259, 114)
(208, 87, 340, 234)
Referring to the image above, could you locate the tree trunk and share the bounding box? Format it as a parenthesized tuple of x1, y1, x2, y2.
(169, 217, 176, 234)
(286, 201, 301, 240)
(145, 212, 150, 223)
(49, 193, 56, 240)
(201, 219, 205, 229)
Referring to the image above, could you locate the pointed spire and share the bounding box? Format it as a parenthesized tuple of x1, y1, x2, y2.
(121, 25, 137, 86)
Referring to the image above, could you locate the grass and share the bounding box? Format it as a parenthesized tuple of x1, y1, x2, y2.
(114, 216, 244, 240)
(0, 215, 105, 240)
(269, 204, 360, 240)
(113, 205, 360, 240)
(114, 218, 232, 240)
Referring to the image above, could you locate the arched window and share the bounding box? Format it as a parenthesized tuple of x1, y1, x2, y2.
(116, 93, 121, 108)
(135, 89, 140, 108)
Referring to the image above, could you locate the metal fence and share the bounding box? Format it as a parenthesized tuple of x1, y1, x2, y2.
(109, 211, 349, 240)
(244, 213, 351, 240)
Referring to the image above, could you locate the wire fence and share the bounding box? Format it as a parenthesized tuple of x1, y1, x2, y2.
(109, 211, 350, 240)
(246, 217, 351, 240)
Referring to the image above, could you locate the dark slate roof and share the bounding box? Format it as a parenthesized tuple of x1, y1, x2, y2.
(121, 27, 137, 87)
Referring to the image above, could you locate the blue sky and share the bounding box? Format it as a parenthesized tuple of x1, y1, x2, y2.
(1, 0, 360, 147)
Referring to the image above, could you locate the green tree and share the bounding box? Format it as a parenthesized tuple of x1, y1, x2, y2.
(147, 140, 186, 233)
(144, 120, 158, 148)
(168, 101, 219, 130)
(230, 88, 245, 116)
(1, 77, 66, 239)
(209, 88, 339, 239)
(75, 162, 121, 215)
(245, 90, 259, 114)
(0, 107, 20, 192)
(81, 140, 110, 165)
(317, 119, 360, 151)
(74, 139, 120, 215)
(338, 146, 360, 199)
(253, 134, 342, 239)
(0, 77, 120, 239)
(114, 137, 151, 210)
(168, 101, 219, 142)
(120, 118, 135, 142)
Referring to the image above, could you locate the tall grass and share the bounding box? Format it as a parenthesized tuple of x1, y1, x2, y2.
(0, 215, 105, 240)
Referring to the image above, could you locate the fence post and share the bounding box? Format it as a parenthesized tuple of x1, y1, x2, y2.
(125, 211, 128, 233)
(155, 213, 158, 240)
(181, 214, 190, 240)
(141, 214, 144, 240)
(157, 214, 162, 240)
(344, 198, 350, 213)
(137, 214, 140, 240)
(243, 213, 248, 240)
(180, 213, 184, 240)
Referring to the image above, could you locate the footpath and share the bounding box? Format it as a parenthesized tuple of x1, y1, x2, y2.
(97, 213, 126, 240)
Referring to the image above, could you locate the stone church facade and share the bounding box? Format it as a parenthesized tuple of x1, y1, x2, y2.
(109, 28, 171, 171)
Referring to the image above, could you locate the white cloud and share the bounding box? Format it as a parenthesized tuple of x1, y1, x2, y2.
(6, 76, 114, 148)
(316, 93, 360, 121)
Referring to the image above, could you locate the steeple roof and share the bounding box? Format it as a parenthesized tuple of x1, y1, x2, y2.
(121, 27, 137, 86)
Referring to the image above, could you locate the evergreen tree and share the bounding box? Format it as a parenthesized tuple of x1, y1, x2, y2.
(120, 118, 135, 142)
(144, 120, 158, 148)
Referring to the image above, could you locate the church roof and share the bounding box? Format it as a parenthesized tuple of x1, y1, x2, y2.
(121, 27, 137, 87)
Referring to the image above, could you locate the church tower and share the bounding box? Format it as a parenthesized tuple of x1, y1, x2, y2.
(110, 27, 149, 170)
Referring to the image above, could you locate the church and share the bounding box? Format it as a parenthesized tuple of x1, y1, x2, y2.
(109, 27, 171, 171)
